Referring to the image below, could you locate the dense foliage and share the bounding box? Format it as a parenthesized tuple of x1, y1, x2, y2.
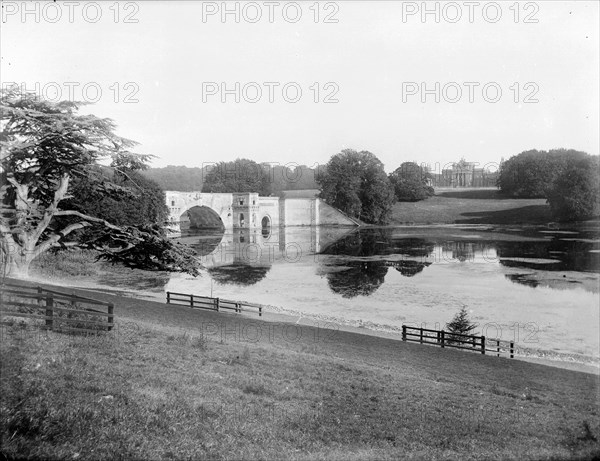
(145, 164, 320, 194)
(66, 168, 168, 227)
(201, 158, 273, 196)
(545, 155, 600, 222)
(316, 149, 396, 224)
(142, 165, 207, 191)
(388, 162, 434, 202)
(498, 149, 599, 221)
(0, 88, 199, 277)
(498, 149, 589, 197)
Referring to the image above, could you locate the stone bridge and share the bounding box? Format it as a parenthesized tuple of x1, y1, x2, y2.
(166, 191, 359, 235)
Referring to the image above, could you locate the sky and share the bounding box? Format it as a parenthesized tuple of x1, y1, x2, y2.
(1, 0, 598, 173)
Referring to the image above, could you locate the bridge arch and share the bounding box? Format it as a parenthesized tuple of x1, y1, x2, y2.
(182, 205, 225, 230)
(166, 192, 234, 235)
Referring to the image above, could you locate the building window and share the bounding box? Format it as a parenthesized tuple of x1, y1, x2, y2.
(171, 200, 175, 206)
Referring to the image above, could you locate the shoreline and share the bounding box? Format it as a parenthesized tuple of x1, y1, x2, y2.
(13, 274, 600, 375)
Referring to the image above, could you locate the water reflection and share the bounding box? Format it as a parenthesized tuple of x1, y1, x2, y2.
(321, 228, 393, 256)
(393, 260, 432, 277)
(326, 261, 388, 298)
(161, 224, 599, 358)
(207, 264, 270, 286)
(177, 225, 599, 294)
(319, 226, 598, 295)
(495, 239, 599, 272)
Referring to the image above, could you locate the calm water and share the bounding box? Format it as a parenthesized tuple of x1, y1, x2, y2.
(100, 224, 600, 359)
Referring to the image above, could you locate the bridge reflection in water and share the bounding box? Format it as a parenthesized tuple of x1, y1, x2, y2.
(174, 225, 599, 295)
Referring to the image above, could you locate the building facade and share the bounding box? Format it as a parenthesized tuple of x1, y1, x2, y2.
(431, 159, 498, 188)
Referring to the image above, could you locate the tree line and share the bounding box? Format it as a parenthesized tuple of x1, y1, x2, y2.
(498, 149, 599, 221)
(142, 163, 322, 195)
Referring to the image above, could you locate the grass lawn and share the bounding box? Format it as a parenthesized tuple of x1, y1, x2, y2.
(391, 188, 552, 225)
(1, 279, 599, 460)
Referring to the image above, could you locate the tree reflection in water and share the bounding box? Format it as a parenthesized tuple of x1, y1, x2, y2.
(393, 238, 435, 258)
(207, 264, 270, 286)
(326, 261, 388, 298)
(393, 260, 432, 277)
(320, 229, 439, 296)
(324, 228, 394, 256)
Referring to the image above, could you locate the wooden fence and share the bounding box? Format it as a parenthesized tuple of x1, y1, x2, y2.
(166, 291, 263, 316)
(402, 325, 514, 358)
(0, 282, 114, 334)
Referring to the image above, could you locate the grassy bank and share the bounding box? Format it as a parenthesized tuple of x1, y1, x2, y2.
(29, 249, 171, 293)
(391, 188, 552, 225)
(1, 279, 599, 460)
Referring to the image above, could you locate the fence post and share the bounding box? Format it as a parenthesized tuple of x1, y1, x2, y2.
(107, 303, 114, 331)
(190, 294, 194, 308)
(402, 325, 406, 341)
(496, 340, 500, 357)
(419, 328, 423, 344)
(481, 336, 486, 354)
(258, 306, 262, 317)
(510, 341, 514, 359)
(69, 294, 76, 321)
(215, 298, 220, 312)
(167, 292, 171, 304)
(45, 294, 54, 330)
(440, 330, 445, 348)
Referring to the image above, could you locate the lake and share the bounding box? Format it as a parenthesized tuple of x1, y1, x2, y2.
(98, 223, 600, 361)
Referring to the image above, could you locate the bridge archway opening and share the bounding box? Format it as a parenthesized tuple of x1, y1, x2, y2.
(182, 206, 225, 232)
(261, 216, 271, 238)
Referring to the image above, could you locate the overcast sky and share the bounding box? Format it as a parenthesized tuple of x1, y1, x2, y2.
(1, 1, 598, 172)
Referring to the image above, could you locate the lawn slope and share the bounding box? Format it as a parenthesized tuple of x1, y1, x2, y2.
(391, 188, 551, 225)
(1, 279, 599, 460)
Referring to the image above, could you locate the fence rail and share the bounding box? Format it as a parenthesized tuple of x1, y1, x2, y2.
(166, 291, 262, 316)
(402, 325, 514, 358)
(1, 282, 114, 333)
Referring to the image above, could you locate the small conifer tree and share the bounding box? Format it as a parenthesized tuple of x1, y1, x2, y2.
(445, 306, 477, 345)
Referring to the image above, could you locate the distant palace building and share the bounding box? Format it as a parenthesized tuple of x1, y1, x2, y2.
(431, 158, 498, 188)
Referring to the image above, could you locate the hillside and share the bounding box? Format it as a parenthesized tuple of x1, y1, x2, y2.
(1, 279, 598, 460)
